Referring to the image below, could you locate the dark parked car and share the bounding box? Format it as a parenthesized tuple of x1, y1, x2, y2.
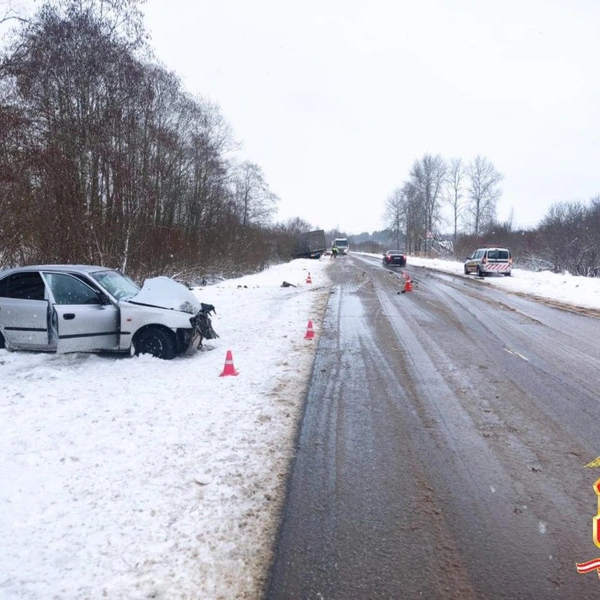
(0, 265, 217, 359)
(383, 250, 407, 267)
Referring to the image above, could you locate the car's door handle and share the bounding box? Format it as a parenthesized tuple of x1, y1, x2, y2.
(63, 313, 75, 320)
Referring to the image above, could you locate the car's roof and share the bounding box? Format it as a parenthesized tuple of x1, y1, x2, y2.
(386, 250, 405, 254)
(476, 247, 509, 251)
(0, 264, 115, 277)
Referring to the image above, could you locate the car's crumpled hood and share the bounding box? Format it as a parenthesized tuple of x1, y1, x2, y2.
(128, 276, 201, 314)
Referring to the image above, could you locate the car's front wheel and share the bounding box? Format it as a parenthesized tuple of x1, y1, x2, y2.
(464, 265, 469, 274)
(134, 326, 176, 360)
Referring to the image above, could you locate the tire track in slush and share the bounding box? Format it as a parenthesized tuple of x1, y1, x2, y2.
(372, 261, 600, 598)
(269, 271, 475, 598)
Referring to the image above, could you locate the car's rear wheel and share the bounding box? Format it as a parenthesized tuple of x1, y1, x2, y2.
(504, 272, 511, 277)
(134, 326, 176, 360)
(477, 266, 485, 277)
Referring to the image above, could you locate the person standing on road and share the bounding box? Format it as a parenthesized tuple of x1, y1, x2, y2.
(331, 246, 339, 259)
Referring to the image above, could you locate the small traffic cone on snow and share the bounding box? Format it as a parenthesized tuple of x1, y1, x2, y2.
(219, 349, 239, 376)
(304, 320, 315, 340)
(306, 272, 312, 284)
(402, 278, 413, 293)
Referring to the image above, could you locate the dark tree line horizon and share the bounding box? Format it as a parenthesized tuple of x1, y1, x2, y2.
(0, 0, 311, 282)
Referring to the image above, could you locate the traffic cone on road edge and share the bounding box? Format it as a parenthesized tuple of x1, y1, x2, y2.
(402, 272, 412, 294)
(304, 320, 315, 340)
(306, 272, 312, 284)
(219, 349, 239, 376)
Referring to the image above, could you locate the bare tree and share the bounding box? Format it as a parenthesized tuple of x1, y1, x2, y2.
(383, 187, 406, 250)
(446, 157, 465, 246)
(399, 181, 426, 254)
(466, 156, 503, 236)
(44, 0, 147, 48)
(0, 1, 29, 26)
(537, 201, 595, 274)
(232, 162, 278, 231)
(407, 154, 446, 252)
(281, 217, 313, 235)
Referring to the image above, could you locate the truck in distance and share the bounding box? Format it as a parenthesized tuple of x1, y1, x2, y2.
(333, 238, 349, 255)
(294, 230, 327, 259)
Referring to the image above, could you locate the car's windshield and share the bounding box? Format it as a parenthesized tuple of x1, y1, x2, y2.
(91, 270, 140, 301)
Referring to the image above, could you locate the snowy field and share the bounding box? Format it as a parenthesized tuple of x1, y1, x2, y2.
(0, 259, 331, 600)
(3, 254, 600, 600)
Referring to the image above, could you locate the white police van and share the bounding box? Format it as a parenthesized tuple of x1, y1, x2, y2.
(464, 247, 512, 276)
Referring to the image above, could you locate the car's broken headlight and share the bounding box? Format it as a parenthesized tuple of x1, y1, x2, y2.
(190, 303, 219, 341)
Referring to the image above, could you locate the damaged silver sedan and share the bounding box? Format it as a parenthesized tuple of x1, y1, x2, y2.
(0, 265, 217, 360)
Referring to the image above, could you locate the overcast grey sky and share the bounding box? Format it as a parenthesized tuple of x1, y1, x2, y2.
(10, 0, 600, 235)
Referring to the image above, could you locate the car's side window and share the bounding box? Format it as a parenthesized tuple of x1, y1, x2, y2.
(0, 272, 45, 300)
(44, 273, 100, 305)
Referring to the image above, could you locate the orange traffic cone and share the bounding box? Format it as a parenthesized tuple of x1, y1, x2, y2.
(304, 320, 315, 340)
(403, 278, 413, 293)
(306, 272, 312, 284)
(219, 349, 239, 376)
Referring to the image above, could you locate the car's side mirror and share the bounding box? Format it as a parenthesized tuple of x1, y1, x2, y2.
(98, 292, 112, 306)
(465, 256, 471, 260)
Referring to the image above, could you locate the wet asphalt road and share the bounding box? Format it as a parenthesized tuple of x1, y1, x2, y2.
(267, 256, 600, 599)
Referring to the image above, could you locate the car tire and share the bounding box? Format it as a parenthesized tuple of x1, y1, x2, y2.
(134, 326, 176, 360)
(464, 265, 469, 275)
(477, 266, 485, 277)
(504, 272, 511, 277)
(0, 331, 5, 349)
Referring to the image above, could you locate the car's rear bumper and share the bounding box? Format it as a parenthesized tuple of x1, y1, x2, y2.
(482, 264, 511, 274)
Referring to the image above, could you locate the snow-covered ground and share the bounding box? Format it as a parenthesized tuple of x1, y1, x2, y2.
(0, 259, 331, 600)
(3, 254, 600, 600)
